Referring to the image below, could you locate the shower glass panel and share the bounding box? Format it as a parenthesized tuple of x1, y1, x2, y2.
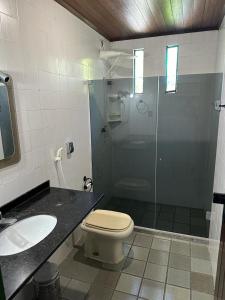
(89, 73, 222, 238)
(89, 80, 112, 204)
(109, 78, 158, 226)
(156, 74, 222, 237)
(89, 78, 158, 226)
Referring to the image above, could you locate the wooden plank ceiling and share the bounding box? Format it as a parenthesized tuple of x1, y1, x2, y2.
(56, 0, 225, 41)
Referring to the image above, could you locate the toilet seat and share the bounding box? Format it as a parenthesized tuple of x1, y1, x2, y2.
(84, 210, 132, 232)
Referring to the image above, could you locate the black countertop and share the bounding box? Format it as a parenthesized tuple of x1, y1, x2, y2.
(0, 182, 103, 300)
(213, 193, 225, 205)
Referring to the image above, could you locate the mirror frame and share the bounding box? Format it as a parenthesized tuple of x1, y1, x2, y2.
(0, 74, 20, 169)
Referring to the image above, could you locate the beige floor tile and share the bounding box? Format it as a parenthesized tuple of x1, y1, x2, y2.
(165, 285, 190, 300)
(167, 268, 190, 288)
(151, 238, 171, 252)
(144, 263, 167, 283)
(191, 272, 214, 295)
(63, 279, 90, 300)
(171, 240, 190, 256)
(191, 257, 212, 275)
(133, 233, 153, 248)
(139, 279, 165, 300)
(60, 276, 71, 291)
(124, 243, 132, 256)
(112, 291, 137, 300)
(148, 249, 169, 266)
(93, 269, 120, 289)
(116, 273, 142, 296)
(191, 243, 210, 260)
(125, 232, 136, 244)
(169, 253, 191, 271)
(59, 260, 99, 283)
(128, 245, 149, 261)
(58, 230, 217, 300)
(191, 290, 214, 300)
(86, 285, 113, 300)
(154, 234, 171, 241)
(122, 258, 146, 277)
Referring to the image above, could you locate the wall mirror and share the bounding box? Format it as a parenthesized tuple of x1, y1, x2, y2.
(0, 72, 20, 168)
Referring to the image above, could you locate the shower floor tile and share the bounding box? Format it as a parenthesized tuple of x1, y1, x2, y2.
(59, 229, 214, 300)
(102, 197, 209, 238)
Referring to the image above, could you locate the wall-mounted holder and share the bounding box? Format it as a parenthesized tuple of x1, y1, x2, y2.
(66, 141, 74, 155)
(107, 95, 122, 123)
(215, 100, 225, 111)
(83, 176, 93, 192)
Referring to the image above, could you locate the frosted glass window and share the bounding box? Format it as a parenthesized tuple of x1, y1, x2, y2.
(133, 49, 144, 94)
(166, 45, 178, 93)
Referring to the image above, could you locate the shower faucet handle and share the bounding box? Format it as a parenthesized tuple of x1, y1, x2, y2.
(0, 211, 17, 225)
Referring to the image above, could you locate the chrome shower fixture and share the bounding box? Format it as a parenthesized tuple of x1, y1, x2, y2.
(0, 72, 9, 83)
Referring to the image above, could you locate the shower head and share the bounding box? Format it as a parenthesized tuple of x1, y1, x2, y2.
(100, 50, 136, 60)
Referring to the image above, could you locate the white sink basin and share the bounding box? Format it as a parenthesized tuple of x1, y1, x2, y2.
(0, 215, 57, 256)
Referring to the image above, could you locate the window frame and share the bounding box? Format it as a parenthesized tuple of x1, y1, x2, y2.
(133, 48, 144, 95)
(166, 45, 179, 94)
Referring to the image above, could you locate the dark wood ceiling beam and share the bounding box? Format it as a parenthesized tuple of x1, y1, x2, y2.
(203, 0, 225, 28)
(210, 0, 225, 27)
(96, 0, 136, 39)
(171, 0, 184, 29)
(145, 0, 169, 32)
(192, 0, 206, 30)
(109, 0, 149, 35)
(157, 0, 175, 30)
(55, 0, 225, 41)
(67, 0, 129, 40)
(182, 0, 194, 30)
(133, 0, 159, 34)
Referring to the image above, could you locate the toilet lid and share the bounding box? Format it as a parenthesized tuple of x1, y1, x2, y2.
(85, 210, 132, 231)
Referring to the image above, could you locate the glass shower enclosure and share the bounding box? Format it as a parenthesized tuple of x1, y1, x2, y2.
(89, 73, 222, 238)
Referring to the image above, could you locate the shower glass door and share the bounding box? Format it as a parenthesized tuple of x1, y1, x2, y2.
(155, 74, 222, 237)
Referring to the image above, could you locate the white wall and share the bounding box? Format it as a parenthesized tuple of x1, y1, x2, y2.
(208, 18, 225, 286)
(214, 18, 225, 193)
(0, 0, 108, 208)
(110, 31, 218, 78)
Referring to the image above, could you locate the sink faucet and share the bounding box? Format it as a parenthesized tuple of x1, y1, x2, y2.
(0, 211, 17, 225)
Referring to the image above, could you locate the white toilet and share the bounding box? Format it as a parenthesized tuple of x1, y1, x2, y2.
(81, 209, 134, 264)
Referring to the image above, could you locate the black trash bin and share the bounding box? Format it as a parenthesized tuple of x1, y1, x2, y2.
(33, 262, 61, 300)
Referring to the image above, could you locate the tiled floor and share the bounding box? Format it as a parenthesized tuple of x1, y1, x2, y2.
(59, 230, 214, 300)
(102, 198, 209, 238)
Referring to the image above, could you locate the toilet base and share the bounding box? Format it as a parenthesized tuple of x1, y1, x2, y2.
(84, 232, 125, 264)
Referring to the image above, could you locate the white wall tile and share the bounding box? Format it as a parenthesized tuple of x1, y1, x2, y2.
(0, 0, 17, 18)
(0, 0, 108, 207)
(111, 31, 218, 77)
